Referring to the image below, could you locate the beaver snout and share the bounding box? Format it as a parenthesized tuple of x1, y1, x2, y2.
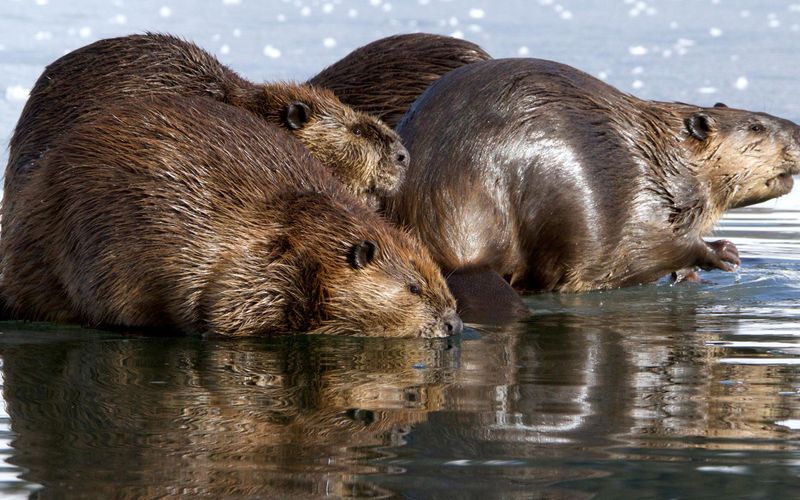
(393, 142, 410, 170)
(443, 311, 463, 336)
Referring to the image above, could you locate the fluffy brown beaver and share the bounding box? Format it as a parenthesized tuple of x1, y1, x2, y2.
(308, 33, 491, 128)
(389, 58, 800, 293)
(7, 33, 407, 210)
(0, 95, 461, 337)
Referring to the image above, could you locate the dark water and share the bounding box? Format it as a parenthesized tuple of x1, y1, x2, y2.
(0, 200, 798, 498)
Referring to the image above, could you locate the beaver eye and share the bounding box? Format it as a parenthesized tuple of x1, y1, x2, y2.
(750, 123, 766, 133)
(408, 284, 421, 295)
(352, 126, 363, 136)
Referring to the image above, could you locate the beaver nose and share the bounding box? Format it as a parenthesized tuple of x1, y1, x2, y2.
(443, 311, 463, 336)
(393, 142, 410, 169)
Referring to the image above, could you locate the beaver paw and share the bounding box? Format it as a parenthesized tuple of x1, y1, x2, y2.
(671, 268, 702, 283)
(699, 239, 740, 272)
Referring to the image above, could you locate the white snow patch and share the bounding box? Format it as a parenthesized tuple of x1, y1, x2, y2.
(698, 86, 718, 94)
(561, 10, 572, 20)
(300, 6, 311, 16)
(734, 76, 749, 90)
(5, 85, 30, 102)
(78, 26, 92, 38)
(232, 28, 241, 37)
(382, 3, 392, 12)
(632, 80, 644, 89)
(276, 14, 286, 22)
(322, 3, 334, 14)
(34, 31, 52, 41)
(517, 46, 529, 56)
(449, 16, 459, 26)
(710, 27, 723, 37)
(776, 419, 800, 430)
(369, 0, 381, 5)
(469, 8, 485, 19)
(159, 6, 172, 18)
(347, 8, 358, 17)
(222, 0, 240, 4)
(631, 66, 643, 75)
(110, 14, 127, 25)
(220, 44, 230, 55)
(35, 0, 48, 5)
(450, 30, 464, 39)
(597, 71, 608, 80)
(262, 45, 281, 59)
(322, 37, 337, 48)
(629, 45, 648, 56)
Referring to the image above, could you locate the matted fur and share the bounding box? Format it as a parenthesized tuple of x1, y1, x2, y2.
(6, 33, 406, 211)
(0, 95, 457, 337)
(309, 33, 491, 128)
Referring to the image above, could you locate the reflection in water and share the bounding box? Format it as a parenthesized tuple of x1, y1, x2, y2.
(1, 265, 799, 499)
(0, 328, 461, 497)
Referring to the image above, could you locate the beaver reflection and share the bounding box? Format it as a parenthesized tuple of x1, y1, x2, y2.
(2, 295, 797, 497)
(0, 333, 459, 498)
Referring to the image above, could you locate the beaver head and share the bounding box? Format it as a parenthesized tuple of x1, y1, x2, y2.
(202, 193, 460, 339)
(682, 103, 800, 210)
(227, 83, 409, 208)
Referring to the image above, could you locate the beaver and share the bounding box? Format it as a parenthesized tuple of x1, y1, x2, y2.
(388, 58, 800, 293)
(7, 33, 408, 210)
(308, 33, 491, 129)
(0, 95, 461, 337)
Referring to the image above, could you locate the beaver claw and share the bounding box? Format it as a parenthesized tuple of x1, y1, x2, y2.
(698, 239, 740, 272)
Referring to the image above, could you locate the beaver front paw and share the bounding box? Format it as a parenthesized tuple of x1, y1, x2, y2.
(698, 239, 740, 272)
(671, 268, 702, 283)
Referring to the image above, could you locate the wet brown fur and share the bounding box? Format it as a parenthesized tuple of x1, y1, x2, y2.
(309, 33, 491, 128)
(6, 33, 407, 211)
(389, 58, 800, 292)
(0, 95, 458, 337)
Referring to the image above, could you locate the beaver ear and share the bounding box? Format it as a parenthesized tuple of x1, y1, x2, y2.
(713, 102, 728, 108)
(283, 102, 311, 130)
(685, 112, 713, 141)
(348, 240, 377, 269)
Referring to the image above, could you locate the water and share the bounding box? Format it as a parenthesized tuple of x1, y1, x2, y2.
(0, 0, 798, 497)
